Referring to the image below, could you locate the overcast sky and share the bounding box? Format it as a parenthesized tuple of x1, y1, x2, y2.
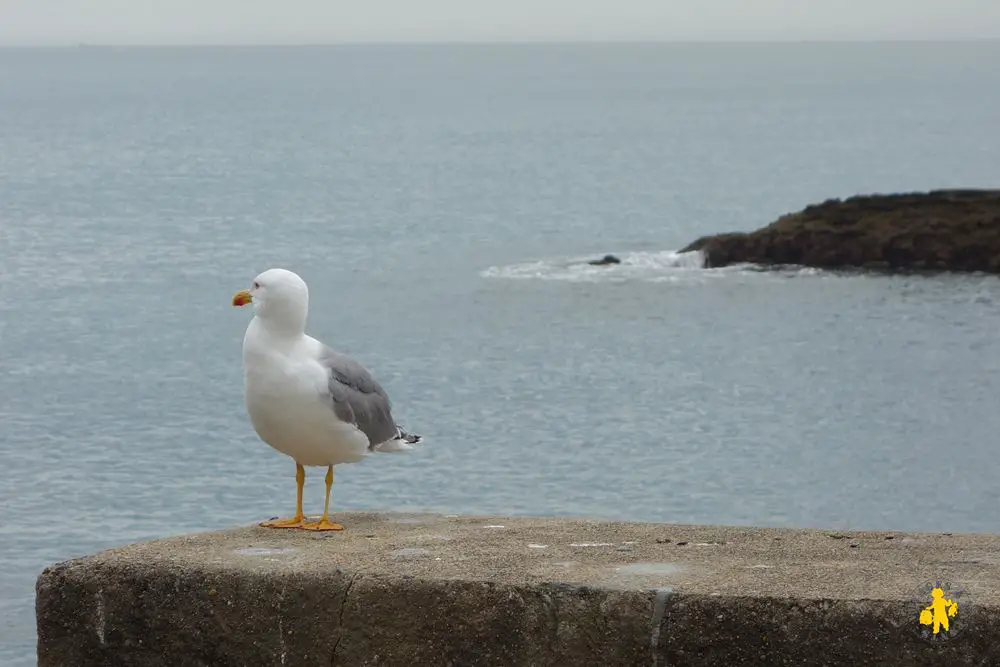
(1, 1, 998, 46)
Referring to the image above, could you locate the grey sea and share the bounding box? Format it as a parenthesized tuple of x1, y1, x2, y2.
(2, 42, 1000, 664)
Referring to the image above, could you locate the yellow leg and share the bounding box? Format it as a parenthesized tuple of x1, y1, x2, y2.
(303, 465, 344, 531)
(260, 463, 306, 529)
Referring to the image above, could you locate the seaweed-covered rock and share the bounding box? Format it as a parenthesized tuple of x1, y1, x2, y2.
(681, 189, 1000, 273)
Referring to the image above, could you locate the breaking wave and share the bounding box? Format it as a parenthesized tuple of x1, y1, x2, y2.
(479, 249, 778, 283)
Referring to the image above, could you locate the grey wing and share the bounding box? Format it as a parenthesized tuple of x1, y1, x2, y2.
(317, 346, 401, 448)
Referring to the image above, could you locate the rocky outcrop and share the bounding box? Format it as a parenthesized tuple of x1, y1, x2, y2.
(681, 189, 1000, 273)
(588, 254, 621, 266)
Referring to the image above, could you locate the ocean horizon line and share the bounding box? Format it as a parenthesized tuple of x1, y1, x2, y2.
(1, 37, 998, 50)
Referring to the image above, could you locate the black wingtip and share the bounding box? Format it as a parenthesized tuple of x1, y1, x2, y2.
(396, 426, 422, 445)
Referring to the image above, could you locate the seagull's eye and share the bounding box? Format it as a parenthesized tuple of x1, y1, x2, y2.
(252, 281, 260, 289)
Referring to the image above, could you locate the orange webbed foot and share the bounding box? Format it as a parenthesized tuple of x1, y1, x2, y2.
(301, 517, 344, 532)
(260, 515, 306, 529)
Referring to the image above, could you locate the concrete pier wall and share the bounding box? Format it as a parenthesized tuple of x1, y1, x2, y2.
(35, 512, 1000, 666)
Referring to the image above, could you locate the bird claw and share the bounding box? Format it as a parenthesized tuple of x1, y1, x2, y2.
(260, 516, 306, 529)
(302, 518, 345, 532)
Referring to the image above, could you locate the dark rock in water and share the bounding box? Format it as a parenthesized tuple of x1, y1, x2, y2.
(588, 254, 621, 266)
(680, 189, 1000, 274)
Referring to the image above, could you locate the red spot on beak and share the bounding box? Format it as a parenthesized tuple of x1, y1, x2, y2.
(232, 290, 252, 307)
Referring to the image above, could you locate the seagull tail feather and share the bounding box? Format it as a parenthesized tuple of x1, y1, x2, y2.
(371, 426, 423, 452)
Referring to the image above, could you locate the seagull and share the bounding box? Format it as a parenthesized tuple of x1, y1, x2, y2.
(232, 268, 421, 531)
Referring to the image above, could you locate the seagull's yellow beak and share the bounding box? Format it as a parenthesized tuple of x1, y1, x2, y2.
(232, 290, 252, 307)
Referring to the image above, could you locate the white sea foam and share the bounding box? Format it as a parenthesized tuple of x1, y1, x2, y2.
(480, 249, 819, 284)
(480, 250, 702, 282)
(479, 249, 842, 284)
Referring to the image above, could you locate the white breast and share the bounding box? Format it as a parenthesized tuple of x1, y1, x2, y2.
(242, 320, 370, 467)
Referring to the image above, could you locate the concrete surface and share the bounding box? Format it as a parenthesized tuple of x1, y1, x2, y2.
(36, 512, 1000, 666)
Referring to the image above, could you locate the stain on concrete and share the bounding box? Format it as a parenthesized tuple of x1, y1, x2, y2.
(232, 547, 297, 557)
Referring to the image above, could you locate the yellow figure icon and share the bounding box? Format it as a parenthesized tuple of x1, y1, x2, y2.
(919, 587, 958, 635)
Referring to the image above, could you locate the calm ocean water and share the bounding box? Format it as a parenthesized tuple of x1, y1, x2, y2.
(2, 42, 1000, 663)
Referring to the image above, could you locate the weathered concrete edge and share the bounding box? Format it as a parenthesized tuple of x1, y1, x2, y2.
(36, 553, 1000, 667)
